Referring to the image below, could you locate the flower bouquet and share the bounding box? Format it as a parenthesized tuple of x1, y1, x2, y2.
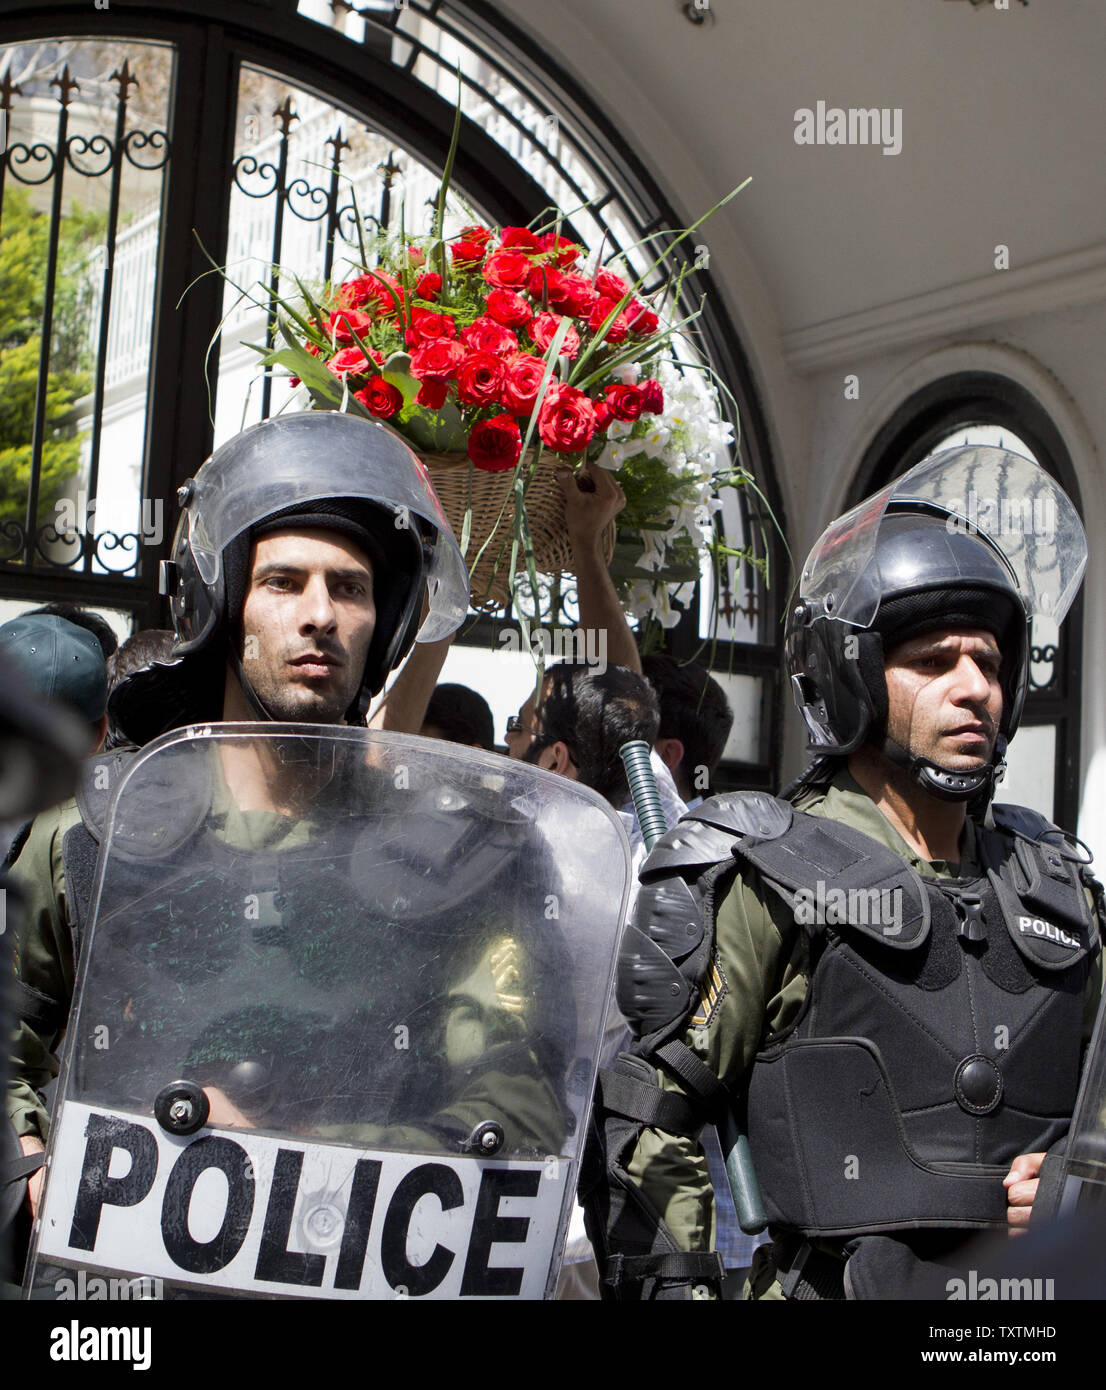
(245, 156, 753, 625)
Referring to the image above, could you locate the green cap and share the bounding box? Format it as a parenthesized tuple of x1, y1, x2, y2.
(0, 614, 108, 723)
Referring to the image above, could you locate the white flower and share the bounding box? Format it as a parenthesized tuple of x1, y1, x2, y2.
(595, 438, 635, 470)
(637, 530, 668, 572)
(612, 362, 641, 385)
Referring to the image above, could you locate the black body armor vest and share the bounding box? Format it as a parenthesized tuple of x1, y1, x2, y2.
(618, 793, 1100, 1242)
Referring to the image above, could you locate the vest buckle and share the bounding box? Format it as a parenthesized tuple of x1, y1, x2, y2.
(944, 887, 985, 941)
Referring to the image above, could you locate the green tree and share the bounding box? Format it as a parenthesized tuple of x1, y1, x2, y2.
(0, 187, 106, 538)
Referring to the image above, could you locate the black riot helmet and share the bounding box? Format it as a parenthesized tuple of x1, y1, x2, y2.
(786, 446, 1086, 802)
(110, 412, 468, 744)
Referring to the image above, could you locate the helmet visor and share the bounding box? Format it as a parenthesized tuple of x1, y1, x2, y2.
(182, 412, 468, 642)
(799, 446, 1086, 628)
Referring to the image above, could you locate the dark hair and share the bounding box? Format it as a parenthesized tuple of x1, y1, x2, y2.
(105, 629, 178, 748)
(27, 602, 119, 660)
(423, 682, 495, 750)
(641, 654, 733, 797)
(107, 628, 176, 691)
(538, 662, 659, 805)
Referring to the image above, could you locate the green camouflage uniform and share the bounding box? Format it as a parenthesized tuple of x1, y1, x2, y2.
(624, 770, 1105, 1296)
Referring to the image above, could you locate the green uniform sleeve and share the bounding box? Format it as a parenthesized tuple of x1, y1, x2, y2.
(625, 866, 807, 1251)
(6, 800, 81, 1141)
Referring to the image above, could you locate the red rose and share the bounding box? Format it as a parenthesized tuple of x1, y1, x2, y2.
(640, 378, 664, 414)
(540, 232, 581, 269)
(528, 265, 565, 306)
(604, 383, 645, 422)
(529, 312, 580, 359)
(501, 353, 548, 415)
(416, 272, 443, 300)
(588, 296, 630, 344)
(326, 309, 373, 345)
(483, 250, 535, 290)
(416, 377, 450, 410)
(627, 301, 660, 337)
(410, 339, 465, 379)
(554, 273, 598, 318)
(354, 378, 403, 419)
(592, 398, 613, 432)
(461, 316, 519, 357)
(340, 270, 405, 318)
(336, 276, 374, 311)
(484, 288, 533, 330)
(499, 226, 543, 254)
(457, 224, 493, 252)
(595, 267, 630, 300)
(326, 346, 376, 380)
(538, 383, 597, 453)
(404, 307, 458, 349)
(451, 239, 488, 269)
(467, 414, 523, 472)
(456, 350, 506, 407)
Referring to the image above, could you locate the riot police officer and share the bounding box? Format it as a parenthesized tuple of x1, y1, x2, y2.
(6, 410, 470, 1210)
(584, 446, 1104, 1300)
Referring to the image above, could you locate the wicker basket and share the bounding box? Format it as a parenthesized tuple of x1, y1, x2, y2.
(420, 450, 615, 609)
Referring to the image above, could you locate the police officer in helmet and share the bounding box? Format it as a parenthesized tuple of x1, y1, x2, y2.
(7, 410, 469, 1215)
(584, 446, 1103, 1300)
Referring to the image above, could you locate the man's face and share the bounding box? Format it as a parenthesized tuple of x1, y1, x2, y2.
(883, 628, 1003, 771)
(505, 689, 545, 765)
(237, 528, 376, 723)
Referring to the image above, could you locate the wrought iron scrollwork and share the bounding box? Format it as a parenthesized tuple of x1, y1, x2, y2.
(0, 521, 26, 565)
(122, 128, 170, 171)
(65, 132, 114, 178)
(0, 55, 171, 582)
(5, 142, 58, 185)
(232, 153, 281, 199)
(285, 176, 331, 223)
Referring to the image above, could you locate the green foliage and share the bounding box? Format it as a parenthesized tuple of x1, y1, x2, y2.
(0, 187, 106, 533)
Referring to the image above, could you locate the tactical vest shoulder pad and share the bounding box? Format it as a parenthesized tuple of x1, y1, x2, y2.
(990, 802, 1066, 845)
(74, 742, 212, 860)
(75, 748, 140, 844)
(638, 791, 793, 882)
(618, 793, 793, 1048)
(987, 802, 1100, 969)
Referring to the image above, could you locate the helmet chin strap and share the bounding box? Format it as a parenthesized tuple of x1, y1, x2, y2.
(878, 733, 1007, 803)
(228, 646, 279, 723)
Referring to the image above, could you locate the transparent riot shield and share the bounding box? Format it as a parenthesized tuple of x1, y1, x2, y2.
(1033, 992, 1106, 1225)
(27, 726, 632, 1300)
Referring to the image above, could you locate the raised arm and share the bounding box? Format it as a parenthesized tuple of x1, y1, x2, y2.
(558, 461, 641, 675)
(367, 632, 454, 735)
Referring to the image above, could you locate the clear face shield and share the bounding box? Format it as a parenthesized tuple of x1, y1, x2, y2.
(180, 412, 469, 644)
(798, 446, 1087, 631)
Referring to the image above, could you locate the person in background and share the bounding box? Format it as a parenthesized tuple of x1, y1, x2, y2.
(642, 653, 733, 806)
(0, 615, 109, 759)
(104, 629, 176, 749)
(24, 603, 118, 664)
(421, 683, 496, 750)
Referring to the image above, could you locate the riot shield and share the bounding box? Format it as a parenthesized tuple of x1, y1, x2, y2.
(26, 726, 632, 1300)
(1033, 989, 1106, 1226)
